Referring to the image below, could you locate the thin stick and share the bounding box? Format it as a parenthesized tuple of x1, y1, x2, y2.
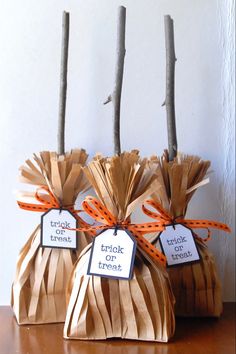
(163, 15, 177, 161)
(104, 6, 126, 155)
(58, 11, 70, 155)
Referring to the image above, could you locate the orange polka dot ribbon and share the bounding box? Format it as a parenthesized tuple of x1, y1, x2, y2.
(65, 196, 167, 267)
(17, 186, 95, 235)
(141, 199, 231, 242)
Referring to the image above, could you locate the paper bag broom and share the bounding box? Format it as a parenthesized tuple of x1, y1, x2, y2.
(11, 12, 92, 324)
(146, 16, 231, 317)
(64, 7, 175, 342)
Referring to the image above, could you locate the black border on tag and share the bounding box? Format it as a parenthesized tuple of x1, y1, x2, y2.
(40, 208, 78, 250)
(87, 228, 137, 280)
(158, 223, 201, 268)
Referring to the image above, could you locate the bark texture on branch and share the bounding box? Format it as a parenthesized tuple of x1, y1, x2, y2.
(58, 11, 70, 155)
(104, 6, 126, 156)
(163, 15, 177, 161)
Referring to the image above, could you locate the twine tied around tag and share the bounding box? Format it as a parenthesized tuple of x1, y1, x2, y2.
(17, 186, 95, 235)
(64, 196, 168, 267)
(142, 200, 231, 242)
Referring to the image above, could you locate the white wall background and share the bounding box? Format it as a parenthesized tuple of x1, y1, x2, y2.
(0, 0, 235, 304)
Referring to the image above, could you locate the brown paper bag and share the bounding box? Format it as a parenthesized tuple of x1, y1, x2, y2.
(149, 153, 224, 317)
(11, 149, 92, 324)
(64, 151, 175, 341)
(168, 239, 223, 317)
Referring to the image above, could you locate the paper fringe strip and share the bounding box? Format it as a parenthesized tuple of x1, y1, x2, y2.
(64, 244, 175, 342)
(168, 239, 222, 317)
(12, 150, 91, 324)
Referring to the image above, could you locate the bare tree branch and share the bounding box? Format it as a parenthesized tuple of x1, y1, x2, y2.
(163, 15, 177, 161)
(58, 11, 70, 155)
(104, 6, 126, 155)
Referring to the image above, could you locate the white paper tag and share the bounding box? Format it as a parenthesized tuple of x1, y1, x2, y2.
(159, 224, 200, 267)
(40, 208, 78, 250)
(88, 229, 137, 280)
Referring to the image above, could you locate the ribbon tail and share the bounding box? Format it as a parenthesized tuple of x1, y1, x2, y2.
(128, 222, 165, 233)
(128, 230, 166, 267)
(17, 200, 49, 212)
(63, 225, 108, 234)
(180, 219, 231, 233)
(193, 229, 211, 243)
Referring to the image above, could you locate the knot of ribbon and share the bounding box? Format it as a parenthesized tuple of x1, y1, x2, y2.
(17, 186, 94, 234)
(67, 196, 167, 267)
(142, 199, 231, 242)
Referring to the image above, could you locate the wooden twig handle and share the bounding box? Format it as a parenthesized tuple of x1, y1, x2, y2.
(58, 11, 70, 155)
(163, 15, 177, 161)
(104, 6, 126, 156)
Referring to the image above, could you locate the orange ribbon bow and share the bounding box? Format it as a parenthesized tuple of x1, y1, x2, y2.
(142, 199, 231, 242)
(17, 186, 94, 233)
(66, 196, 167, 267)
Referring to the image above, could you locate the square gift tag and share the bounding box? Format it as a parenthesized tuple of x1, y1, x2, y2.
(88, 228, 137, 280)
(40, 208, 78, 250)
(159, 224, 200, 267)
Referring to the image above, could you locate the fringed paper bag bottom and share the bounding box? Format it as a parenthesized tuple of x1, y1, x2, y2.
(11, 225, 91, 325)
(64, 244, 175, 342)
(168, 239, 222, 317)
